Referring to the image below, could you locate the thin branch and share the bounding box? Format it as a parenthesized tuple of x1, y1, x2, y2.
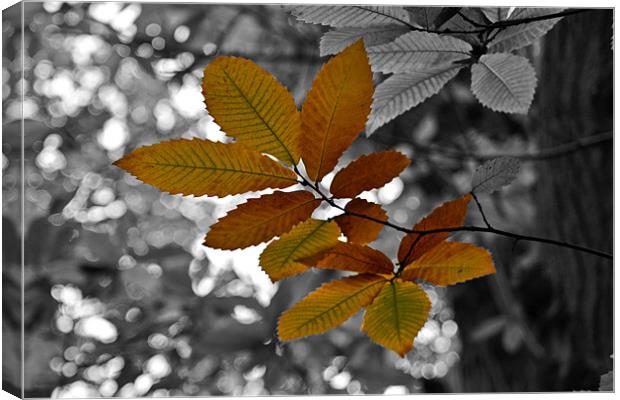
(407, 225, 612, 260)
(296, 171, 612, 261)
(408, 9, 589, 35)
(485, 26, 502, 43)
(411, 131, 612, 163)
(471, 191, 492, 228)
(457, 11, 486, 28)
(488, 9, 585, 29)
(396, 234, 422, 275)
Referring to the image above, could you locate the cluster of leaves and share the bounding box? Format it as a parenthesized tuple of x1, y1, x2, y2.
(113, 40, 510, 357)
(286, 5, 565, 134)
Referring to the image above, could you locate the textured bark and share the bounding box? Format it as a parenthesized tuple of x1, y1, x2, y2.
(450, 10, 613, 392)
(533, 9, 613, 390)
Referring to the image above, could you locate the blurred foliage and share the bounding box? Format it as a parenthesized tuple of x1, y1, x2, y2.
(1, 2, 612, 397)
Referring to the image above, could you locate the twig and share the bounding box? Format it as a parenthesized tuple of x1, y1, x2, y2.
(488, 9, 584, 29)
(408, 225, 612, 260)
(457, 11, 486, 28)
(410, 131, 612, 163)
(396, 235, 422, 275)
(296, 171, 612, 261)
(401, 9, 588, 35)
(471, 192, 492, 228)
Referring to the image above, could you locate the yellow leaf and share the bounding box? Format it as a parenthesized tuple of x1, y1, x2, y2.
(331, 151, 411, 198)
(202, 57, 301, 165)
(300, 242, 394, 274)
(113, 139, 298, 197)
(362, 280, 431, 357)
(401, 241, 495, 285)
(398, 194, 471, 265)
(204, 191, 321, 250)
(278, 274, 387, 341)
(259, 219, 341, 281)
(335, 198, 387, 244)
(301, 40, 374, 182)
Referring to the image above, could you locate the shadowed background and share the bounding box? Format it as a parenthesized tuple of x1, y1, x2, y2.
(2, 2, 613, 397)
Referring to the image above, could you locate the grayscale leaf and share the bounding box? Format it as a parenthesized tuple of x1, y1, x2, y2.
(440, 8, 488, 46)
(470, 53, 537, 114)
(366, 66, 462, 135)
(407, 7, 443, 29)
(367, 31, 472, 74)
(472, 157, 521, 193)
(287, 5, 410, 28)
(480, 7, 510, 23)
(432, 7, 462, 28)
(320, 26, 409, 56)
(488, 8, 565, 53)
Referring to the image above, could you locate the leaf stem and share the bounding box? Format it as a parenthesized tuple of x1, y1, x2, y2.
(471, 191, 492, 228)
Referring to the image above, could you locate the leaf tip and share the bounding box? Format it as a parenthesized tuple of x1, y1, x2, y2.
(112, 152, 140, 176)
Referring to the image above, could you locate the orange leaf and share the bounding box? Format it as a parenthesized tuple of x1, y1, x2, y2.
(300, 242, 394, 274)
(398, 194, 471, 265)
(301, 40, 374, 182)
(204, 191, 321, 250)
(335, 198, 387, 244)
(330, 151, 411, 198)
(202, 57, 301, 165)
(113, 139, 298, 197)
(259, 219, 341, 281)
(361, 280, 431, 357)
(278, 274, 387, 341)
(401, 241, 496, 285)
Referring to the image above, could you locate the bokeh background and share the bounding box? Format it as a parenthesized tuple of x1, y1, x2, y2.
(2, 2, 613, 397)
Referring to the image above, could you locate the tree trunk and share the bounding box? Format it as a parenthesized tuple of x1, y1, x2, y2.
(533, 9, 613, 390)
(451, 10, 613, 392)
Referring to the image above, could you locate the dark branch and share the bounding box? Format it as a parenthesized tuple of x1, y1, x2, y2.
(409, 225, 613, 260)
(488, 9, 586, 30)
(471, 191, 492, 228)
(296, 170, 613, 261)
(410, 131, 612, 163)
(407, 9, 589, 36)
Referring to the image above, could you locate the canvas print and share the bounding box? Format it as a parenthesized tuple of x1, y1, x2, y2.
(1, 2, 614, 397)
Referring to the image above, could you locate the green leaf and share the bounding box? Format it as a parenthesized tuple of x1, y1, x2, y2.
(472, 156, 521, 193)
(367, 66, 462, 134)
(400, 242, 496, 286)
(361, 280, 431, 357)
(320, 26, 409, 56)
(278, 274, 387, 341)
(470, 53, 537, 114)
(259, 219, 341, 281)
(287, 5, 410, 28)
(488, 8, 565, 53)
(202, 57, 301, 165)
(113, 139, 298, 197)
(367, 31, 472, 74)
